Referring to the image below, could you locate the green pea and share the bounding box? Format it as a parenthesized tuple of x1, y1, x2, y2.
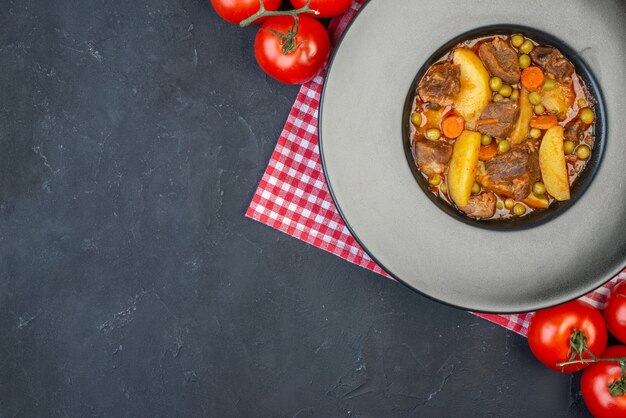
(543, 79, 557, 91)
(529, 128, 542, 139)
(534, 104, 545, 115)
(439, 182, 448, 194)
(513, 203, 526, 216)
(411, 112, 422, 126)
(576, 144, 591, 160)
(498, 140, 511, 153)
(580, 108, 595, 124)
(496, 201, 504, 210)
(426, 128, 441, 141)
(493, 94, 504, 103)
(529, 92, 542, 105)
(519, 54, 531, 69)
(481, 134, 492, 146)
(563, 141, 576, 155)
(520, 40, 534, 54)
(429, 173, 442, 186)
(490, 77, 503, 92)
(509, 89, 519, 101)
(533, 182, 546, 195)
(499, 85, 513, 98)
(504, 198, 515, 210)
(511, 35, 525, 48)
(471, 182, 480, 194)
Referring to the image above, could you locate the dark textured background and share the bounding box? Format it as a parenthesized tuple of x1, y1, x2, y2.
(0, 0, 592, 416)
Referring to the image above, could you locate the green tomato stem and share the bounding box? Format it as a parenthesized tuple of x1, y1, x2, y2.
(555, 332, 626, 399)
(556, 357, 626, 368)
(239, 0, 319, 27)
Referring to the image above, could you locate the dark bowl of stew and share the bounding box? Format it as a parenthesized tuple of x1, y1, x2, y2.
(402, 25, 606, 230)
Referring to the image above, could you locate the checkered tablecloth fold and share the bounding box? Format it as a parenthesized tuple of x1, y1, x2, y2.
(246, 0, 625, 336)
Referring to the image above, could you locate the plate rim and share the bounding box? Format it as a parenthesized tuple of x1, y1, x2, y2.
(318, 0, 626, 314)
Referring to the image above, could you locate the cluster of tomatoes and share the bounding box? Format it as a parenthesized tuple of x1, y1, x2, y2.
(210, 0, 353, 84)
(528, 281, 626, 417)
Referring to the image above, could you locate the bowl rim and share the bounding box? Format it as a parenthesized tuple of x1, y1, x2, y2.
(402, 24, 607, 231)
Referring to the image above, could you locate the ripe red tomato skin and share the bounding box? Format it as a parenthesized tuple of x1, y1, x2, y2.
(254, 16, 330, 85)
(527, 300, 608, 373)
(604, 281, 626, 344)
(581, 346, 626, 418)
(210, 0, 281, 25)
(290, 0, 353, 18)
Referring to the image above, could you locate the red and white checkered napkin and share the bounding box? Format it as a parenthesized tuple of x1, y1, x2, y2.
(245, 0, 626, 336)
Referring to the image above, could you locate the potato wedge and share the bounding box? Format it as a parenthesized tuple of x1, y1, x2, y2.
(539, 126, 570, 201)
(541, 81, 575, 120)
(448, 130, 482, 207)
(452, 48, 491, 122)
(414, 107, 445, 136)
(508, 88, 533, 145)
(523, 193, 550, 209)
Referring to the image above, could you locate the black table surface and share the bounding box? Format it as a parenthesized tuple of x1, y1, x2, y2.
(0, 1, 593, 417)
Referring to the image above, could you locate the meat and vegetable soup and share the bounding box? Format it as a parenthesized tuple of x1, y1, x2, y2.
(409, 34, 596, 220)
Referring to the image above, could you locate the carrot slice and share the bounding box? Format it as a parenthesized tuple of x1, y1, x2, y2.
(478, 143, 498, 161)
(441, 115, 465, 138)
(530, 115, 558, 130)
(476, 118, 498, 126)
(521, 66, 545, 90)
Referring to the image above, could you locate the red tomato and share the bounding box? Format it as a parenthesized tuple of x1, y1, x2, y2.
(254, 15, 330, 84)
(290, 0, 353, 18)
(581, 346, 626, 418)
(604, 281, 626, 344)
(210, 0, 281, 25)
(528, 300, 608, 372)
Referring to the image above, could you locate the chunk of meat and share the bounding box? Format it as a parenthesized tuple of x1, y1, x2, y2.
(476, 142, 540, 200)
(414, 140, 453, 176)
(564, 119, 585, 143)
(459, 192, 497, 219)
(476, 100, 520, 138)
(478, 38, 521, 84)
(530, 47, 574, 82)
(417, 62, 461, 107)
